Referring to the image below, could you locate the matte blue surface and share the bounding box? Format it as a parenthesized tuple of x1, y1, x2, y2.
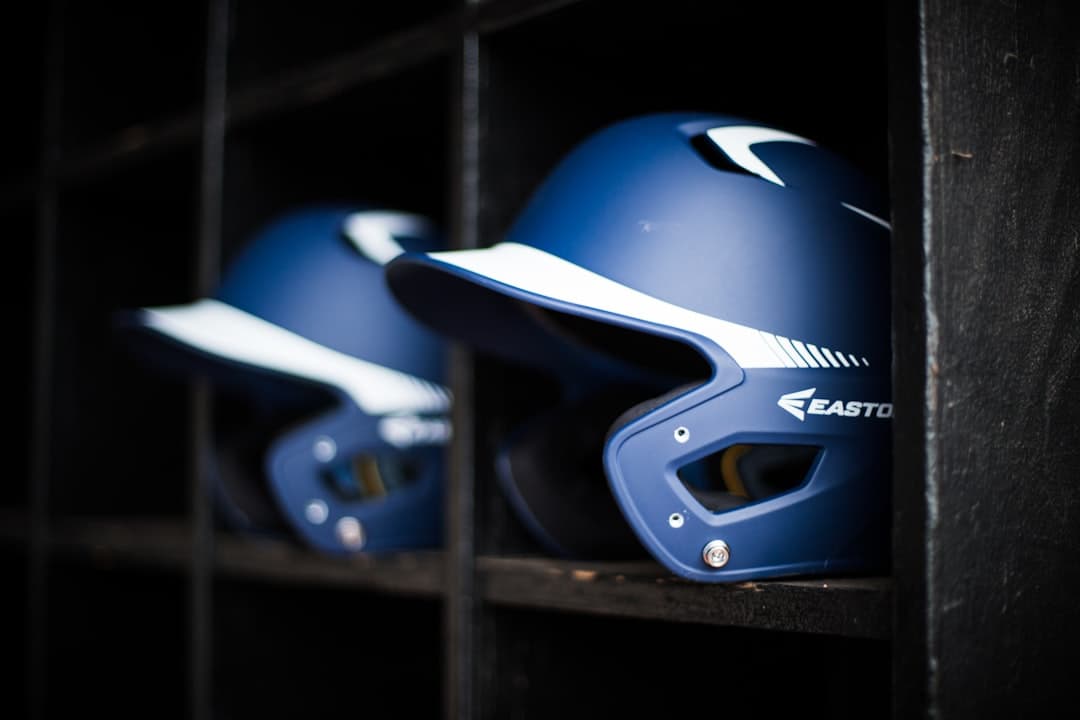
(125, 206, 449, 554)
(387, 113, 892, 581)
(504, 113, 890, 363)
(604, 369, 891, 582)
(267, 397, 443, 553)
(217, 206, 445, 383)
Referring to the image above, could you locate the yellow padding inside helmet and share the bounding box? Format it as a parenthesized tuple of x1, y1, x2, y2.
(355, 455, 388, 498)
(720, 444, 751, 498)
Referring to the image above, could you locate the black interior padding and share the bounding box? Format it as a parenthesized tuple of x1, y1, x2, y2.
(604, 382, 704, 447)
(208, 382, 334, 534)
(736, 445, 820, 499)
(527, 305, 712, 382)
(682, 487, 752, 513)
(677, 444, 820, 513)
(501, 384, 670, 560)
(210, 418, 290, 533)
(387, 259, 582, 372)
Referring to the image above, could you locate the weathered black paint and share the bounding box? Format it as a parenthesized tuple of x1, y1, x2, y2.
(892, 1, 1080, 717)
(13, 1, 1079, 718)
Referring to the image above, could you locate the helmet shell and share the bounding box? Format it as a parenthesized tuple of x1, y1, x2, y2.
(387, 112, 891, 581)
(121, 206, 450, 554)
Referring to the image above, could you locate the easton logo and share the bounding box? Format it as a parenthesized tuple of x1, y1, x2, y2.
(378, 415, 452, 448)
(777, 388, 893, 422)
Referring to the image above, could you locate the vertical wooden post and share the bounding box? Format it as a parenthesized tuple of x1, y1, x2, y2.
(192, 1, 230, 718)
(445, 21, 483, 720)
(27, 2, 63, 717)
(891, 1, 1080, 716)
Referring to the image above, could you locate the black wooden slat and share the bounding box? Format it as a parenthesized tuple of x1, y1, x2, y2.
(22, 2, 1080, 716)
(478, 556, 893, 639)
(0, 508, 890, 638)
(0, 511, 446, 596)
(214, 539, 445, 596)
(887, 0, 929, 714)
(893, 1, 1080, 716)
(27, 2, 63, 717)
(444, 28, 484, 720)
(191, 2, 230, 718)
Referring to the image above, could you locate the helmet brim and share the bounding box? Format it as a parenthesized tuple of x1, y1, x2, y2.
(386, 241, 823, 375)
(117, 298, 450, 416)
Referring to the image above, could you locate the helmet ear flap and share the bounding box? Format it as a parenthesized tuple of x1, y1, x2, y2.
(265, 401, 445, 553)
(209, 414, 291, 534)
(496, 385, 675, 561)
(604, 382, 703, 448)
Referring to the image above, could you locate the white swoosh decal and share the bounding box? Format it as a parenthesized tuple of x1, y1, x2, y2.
(705, 125, 814, 187)
(427, 243, 870, 370)
(343, 211, 436, 266)
(139, 299, 451, 415)
(706, 125, 892, 231)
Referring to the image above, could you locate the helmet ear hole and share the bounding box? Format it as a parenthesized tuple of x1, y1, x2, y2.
(677, 444, 820, 513)
(319, 453, 425, 503)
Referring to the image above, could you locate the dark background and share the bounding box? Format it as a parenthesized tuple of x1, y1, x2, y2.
(5, 2, 1079, 719)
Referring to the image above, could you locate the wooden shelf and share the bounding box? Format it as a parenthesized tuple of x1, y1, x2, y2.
(18, 1, 1078, 716)
(214, 531, 444, 597)
(0, 511, 443, 597)
(2, 509, 887, 636)
(477, 555, 891, 639)
(45, 516, 192, 571)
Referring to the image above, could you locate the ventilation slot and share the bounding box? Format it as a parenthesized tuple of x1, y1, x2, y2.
(677, 443, 820, 513)
(320, 454, 423, 502)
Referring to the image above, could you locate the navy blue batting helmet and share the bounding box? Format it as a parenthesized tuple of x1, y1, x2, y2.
(120, 206, 450, 554)
(387, 113, 891, 582)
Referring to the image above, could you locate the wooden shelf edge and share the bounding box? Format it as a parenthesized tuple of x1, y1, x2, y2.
(46, 515, 191, 571)
(0, 510, 444, 597)
(214, 534, 445, 598)
(477, 555, 893, 640)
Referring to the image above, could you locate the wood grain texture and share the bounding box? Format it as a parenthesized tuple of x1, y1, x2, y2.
(478, 556, 893, 639)
(894, 1, 1080, 715)
(445, 29, 484, 720)
(0, 512, 447, 596)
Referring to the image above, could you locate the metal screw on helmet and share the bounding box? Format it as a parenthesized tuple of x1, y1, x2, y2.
(702, 539, 731, 568)
(304, 498, 329, 525)
(674, 426, 690, 444)
(335, 516, 366, 550)
(313, 435, 337, 463)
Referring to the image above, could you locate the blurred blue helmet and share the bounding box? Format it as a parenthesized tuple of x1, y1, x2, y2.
(387, 113, 891, 582)
(120, 206, 450, 554)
